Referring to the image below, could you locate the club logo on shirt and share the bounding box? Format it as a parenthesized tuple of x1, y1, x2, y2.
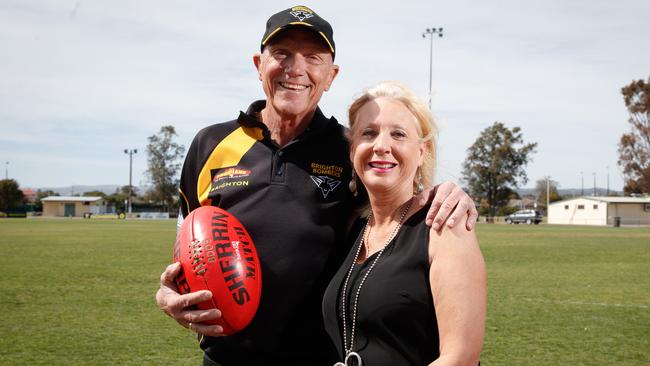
(210, 167, 251, 192)
(213, 167, 251, 182)
(310, 175, 341, 199)
(309, 162, 344, 198)
(311, 163, 343, 178)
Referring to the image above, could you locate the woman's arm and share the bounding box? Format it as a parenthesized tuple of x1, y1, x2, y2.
(428, 224, 486, 366)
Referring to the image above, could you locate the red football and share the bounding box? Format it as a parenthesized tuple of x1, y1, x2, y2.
(173, 206, 262, 335)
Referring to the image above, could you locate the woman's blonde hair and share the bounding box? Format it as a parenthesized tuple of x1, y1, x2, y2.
(347, 80, 439, 191)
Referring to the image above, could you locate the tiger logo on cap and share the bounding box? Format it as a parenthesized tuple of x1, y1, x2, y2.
(290, 6, 314, 21)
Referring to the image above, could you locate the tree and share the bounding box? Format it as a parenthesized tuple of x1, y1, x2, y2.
(617, 75, 650, 194)
(0, 179, 24, 213)
(462, 122, 537, 217)
(83, 190, 107, 198)
(105, 186, 130, 213)
(534, 176, 562, 212)
(476, 188, 519, 216)
(145, 125, 185, 212)
(34, 189, 59, 212)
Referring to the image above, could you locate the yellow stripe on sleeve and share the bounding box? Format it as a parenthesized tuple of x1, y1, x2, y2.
(196, 126, 263, 206)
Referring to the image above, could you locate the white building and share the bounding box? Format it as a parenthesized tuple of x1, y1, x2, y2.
(548, 196, 650, 226)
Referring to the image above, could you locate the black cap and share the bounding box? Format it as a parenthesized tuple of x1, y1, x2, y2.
(261, 5, 335, 59)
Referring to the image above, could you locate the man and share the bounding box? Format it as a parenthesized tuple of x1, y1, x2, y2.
(156, 5, 477, 366)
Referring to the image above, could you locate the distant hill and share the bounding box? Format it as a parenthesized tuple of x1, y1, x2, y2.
(32, 185, 622, 199)
(35, 185, 125, 196)
(516, 187, 623, 197)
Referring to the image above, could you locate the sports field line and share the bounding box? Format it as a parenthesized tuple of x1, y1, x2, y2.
(521, 297, 649, 309)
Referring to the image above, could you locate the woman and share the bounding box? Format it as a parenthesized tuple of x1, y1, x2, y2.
(323, 81, 486, 366)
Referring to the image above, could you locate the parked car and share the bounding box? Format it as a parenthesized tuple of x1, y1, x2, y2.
(504, 209, 543, 224)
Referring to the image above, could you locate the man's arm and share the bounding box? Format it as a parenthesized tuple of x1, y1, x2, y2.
(417, 181, 478, 231)
(156, 262, 225, 336)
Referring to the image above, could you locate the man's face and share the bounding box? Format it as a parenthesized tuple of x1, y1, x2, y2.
(254, 29, 339, 120)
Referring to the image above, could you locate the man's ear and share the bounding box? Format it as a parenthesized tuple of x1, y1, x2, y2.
(324, 64, 340, 92)
(253, 53, 263, 81)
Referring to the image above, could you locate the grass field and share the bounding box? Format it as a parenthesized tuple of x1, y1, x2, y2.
(0, 219, 648, 365)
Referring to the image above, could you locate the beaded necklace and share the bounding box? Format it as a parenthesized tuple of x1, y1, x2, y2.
(334, 198, 413, 366)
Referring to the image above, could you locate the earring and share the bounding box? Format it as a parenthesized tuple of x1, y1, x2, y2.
(349, 170, 358, 197)
(414, 169, 424, 194)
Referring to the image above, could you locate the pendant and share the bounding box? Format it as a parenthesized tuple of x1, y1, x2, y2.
(333, 351, 362, 366)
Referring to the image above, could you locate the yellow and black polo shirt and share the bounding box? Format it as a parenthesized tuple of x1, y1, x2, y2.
(178, 100, 354, 365)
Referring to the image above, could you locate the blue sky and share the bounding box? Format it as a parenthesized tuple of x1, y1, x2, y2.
(1, 0, 649, 192)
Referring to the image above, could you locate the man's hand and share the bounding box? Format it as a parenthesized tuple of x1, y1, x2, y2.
(156, 262, 225, 336)
(417, 181, 478, 231)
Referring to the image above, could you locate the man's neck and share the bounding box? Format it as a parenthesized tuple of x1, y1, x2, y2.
(259, 108, 316, 147)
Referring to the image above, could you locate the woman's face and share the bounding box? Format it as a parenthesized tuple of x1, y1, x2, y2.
(350, 97, 425, 198)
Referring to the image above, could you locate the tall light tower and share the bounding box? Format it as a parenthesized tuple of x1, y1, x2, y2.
(422, 27, 443, 110)
(592, 172, 597, 196)
(4, 161, 8, 180)
(580, 171, 584, 196)
(606, 165, 610, 196)
(124, 149, 137, 214)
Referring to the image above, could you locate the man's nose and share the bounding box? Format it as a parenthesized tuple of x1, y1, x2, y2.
(283, 54, 307, 76)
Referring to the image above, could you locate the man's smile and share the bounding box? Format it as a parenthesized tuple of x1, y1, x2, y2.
(278, 81, 310, 91)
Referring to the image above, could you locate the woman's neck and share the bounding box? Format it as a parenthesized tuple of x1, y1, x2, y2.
(367, 189, 414, 228)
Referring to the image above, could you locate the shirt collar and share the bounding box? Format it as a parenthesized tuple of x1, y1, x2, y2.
(237, 100, 335, 140)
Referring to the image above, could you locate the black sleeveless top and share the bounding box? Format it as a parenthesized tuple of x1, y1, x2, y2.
(322, 206, 439, 365)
